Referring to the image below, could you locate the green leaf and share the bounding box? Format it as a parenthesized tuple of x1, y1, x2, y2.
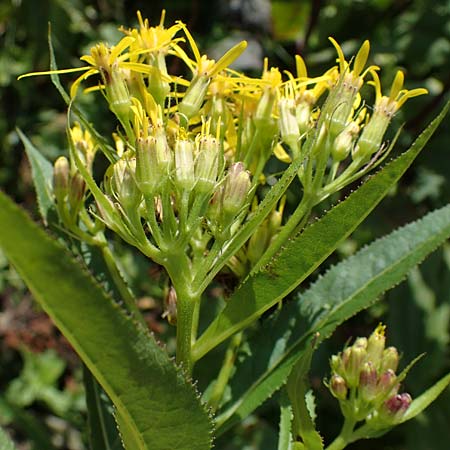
(216, 203, 450, 431)
(0, 191, 213, 450)
(0, 426, 17, 450)
(16, 128, 55, 224)
(194, 100, 450, 362)
(83, 367, 124, 450)
(400, 372, 450, 424)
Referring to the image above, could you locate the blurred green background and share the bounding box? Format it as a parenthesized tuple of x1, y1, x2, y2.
(0, 1, 449, 449)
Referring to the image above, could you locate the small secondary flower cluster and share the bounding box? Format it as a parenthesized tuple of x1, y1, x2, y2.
(329, 324, 412, 426)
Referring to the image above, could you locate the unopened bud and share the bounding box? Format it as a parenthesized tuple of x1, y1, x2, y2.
(107, 67, 131, 122)
(136, 136, 159, 195)
(296, 102, 311, 135)
(379, 393, 412, 423)
(175, 139, 195, 190)
(53, 156, 70, 203)
(359, 361, 378, 402)
(254, 89, 275, 129)
(344, 345, 366, 388)
(367, 324, 386, 369)
(222, 162, 251, 220)
(112, 158, 141, 209)
(376, 369, 398, 400)
(195, 136, 220, 194)
(247, 222, 271, 265)
(162, 286, 177, 325)
(69, 172, 86, 214)
(330, 374, 348, 400)
(380, 347, 399, 374)
(331, 122, 359, 162)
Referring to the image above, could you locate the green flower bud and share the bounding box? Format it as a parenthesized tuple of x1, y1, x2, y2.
(331, 122, 359, 162)
(247, 221, 271, 265)
(112, 158, 141, 209)
(195, 136, 220, 194)
(154, 124, 172, 174)
(222, 162, 251, 221)
(148, 53, 170, 106)
(380, 346, 399, 374)
(296, 102, 311, 135)
(68, 172, 86, 214)
(343, 345, 366, 388)
(355, 105, 390, 162)
(367, 324, 386, 369)
(136, 136, 160, 195)
(330, 374, 348, 400)
(175, 139, 195, 190)
(106, 66, 131, 122)
(178, 75, 210, 121)
(53, 156, 70, 204)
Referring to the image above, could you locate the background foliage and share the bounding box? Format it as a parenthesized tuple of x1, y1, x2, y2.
(1, 1, 449, 449)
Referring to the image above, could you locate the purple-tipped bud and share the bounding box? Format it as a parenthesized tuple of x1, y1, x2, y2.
(367, 324, 386, 369)
(359, 361, 378, 402)
(174, 139, 195, 190)
(330, 374, 348, 400)
(222, 162, 251, 220)
(376, 369, 398, 400)
(380, 393, 412, 423)
(380, 346, 399, 374)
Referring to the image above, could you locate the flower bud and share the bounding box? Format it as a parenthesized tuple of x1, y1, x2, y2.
(343, 345, 366, 388)
(107, 67, 131, 122)
(376, 369, 398, 400)
(112, 158, 141, 209)
(353, 337, 368, 350)
(247, 221, 271, 265)
(380, 346, 399, 374)
(354, 105, 390, 162)
(359, 361, 378, 402)
(53, 156, 70, 204)
(195, 136, 220, 194)
(331, 122, 359, 162)
(330, 374, 348, 400)
(68, 172, 86, 214)
(136, 136, 160, 195)
(296, 102, 311, 135)
(222, 162, 251, 221)
(148, 53, 170, 106)
(162, 286, 177, 326)
(367, 324, 386, 369)
(174, 139, 195, 190)
(254, 89, 275, 129)
(379, 393, 412, 423)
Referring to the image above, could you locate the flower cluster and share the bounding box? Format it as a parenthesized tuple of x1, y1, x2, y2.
(329, 324, 413, 427)
(20, 11, 427, 312)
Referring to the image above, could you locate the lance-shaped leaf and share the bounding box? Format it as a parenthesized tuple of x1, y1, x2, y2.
(193, 100, 449, 362)
(216, 203, 450, 431)
(0, 191, 213, 450)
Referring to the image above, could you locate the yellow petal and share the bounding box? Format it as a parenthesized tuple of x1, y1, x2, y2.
(210, 41, 247, 77)
(328, 37, 346, 73)
(273, 143, 292, 163)
(295, 55, 307, 79)
(389, 70, 404, 101)
(353, 40, 370, 77)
